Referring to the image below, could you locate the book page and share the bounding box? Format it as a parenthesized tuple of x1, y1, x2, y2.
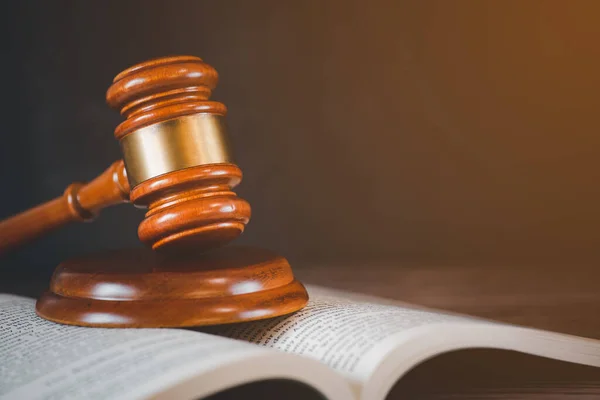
(211, 285, 600, 399)
(209, 286, 466, 391)
(0, 294, 351, 400)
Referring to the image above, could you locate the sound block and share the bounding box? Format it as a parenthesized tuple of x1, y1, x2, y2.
(36, 246, 308, 328)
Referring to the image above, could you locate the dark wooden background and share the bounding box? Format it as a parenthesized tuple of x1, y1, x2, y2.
(3, 0, 600, 280)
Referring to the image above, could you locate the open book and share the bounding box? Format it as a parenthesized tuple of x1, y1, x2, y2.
(2, 285, 600, 400)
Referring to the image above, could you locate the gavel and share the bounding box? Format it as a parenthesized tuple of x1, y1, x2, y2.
(0, 56, 307, 328)
(0, 55, 250, 254)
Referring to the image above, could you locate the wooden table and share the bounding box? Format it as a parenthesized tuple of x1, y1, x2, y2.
(296, 262, 600, 340)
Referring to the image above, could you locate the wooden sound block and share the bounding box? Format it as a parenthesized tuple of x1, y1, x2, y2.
(35, 246, 308, 328)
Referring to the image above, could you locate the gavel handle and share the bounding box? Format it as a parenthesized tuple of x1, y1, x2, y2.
(0, 160, 130, 255)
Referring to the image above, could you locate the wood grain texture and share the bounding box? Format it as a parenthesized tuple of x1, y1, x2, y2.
(0, 160, 129, 255)
(106, 55, 226, 140)
(296, 263, 600, 340)
(35, 246, 308, 327)
(131, 163, 251, 252)
(107, 55, 251, 251)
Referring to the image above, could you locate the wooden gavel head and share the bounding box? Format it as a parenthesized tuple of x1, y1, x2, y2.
(106, 56, 251, 252)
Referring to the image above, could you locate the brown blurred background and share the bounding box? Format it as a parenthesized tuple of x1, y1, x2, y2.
(2, 0, 600, 280)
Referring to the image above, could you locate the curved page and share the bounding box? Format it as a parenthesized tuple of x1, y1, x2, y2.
(213, 285, 600, 400)
(0, 294, 352, 400)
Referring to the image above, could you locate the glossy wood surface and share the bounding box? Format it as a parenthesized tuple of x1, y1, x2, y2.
(106, 55, 225, 140)
(107, 55, 251, 251)
(36, 246, 308, 327)
(131, 163, 251, 252)
(0, 160, 129, 255)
